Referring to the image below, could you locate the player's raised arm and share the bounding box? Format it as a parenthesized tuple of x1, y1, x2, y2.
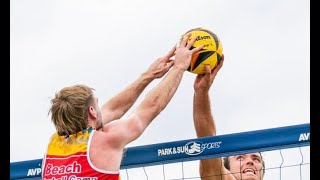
(104, 33, 203, 147)
(101, 54, 175, 125)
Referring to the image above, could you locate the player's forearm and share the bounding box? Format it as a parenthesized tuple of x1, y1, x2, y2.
(135, 66, 185, 129)
(193, 91, 216, 137)
(102, 72, 154, 123)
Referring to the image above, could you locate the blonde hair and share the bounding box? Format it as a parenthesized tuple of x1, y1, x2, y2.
(49, 84, 94, 136)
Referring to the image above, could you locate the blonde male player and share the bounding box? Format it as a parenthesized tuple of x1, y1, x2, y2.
(42, 33, 203, 180)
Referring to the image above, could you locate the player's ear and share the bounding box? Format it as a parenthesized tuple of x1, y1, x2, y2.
(88, 106, 97, 119)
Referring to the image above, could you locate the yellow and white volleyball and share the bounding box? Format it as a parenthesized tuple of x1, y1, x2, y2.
(181, 28, 223, 74)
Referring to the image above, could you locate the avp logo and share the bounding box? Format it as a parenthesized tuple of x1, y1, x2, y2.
(185, 141, 203, 155)
(27, 167, 41, 176)
(299, 132, 310, 141)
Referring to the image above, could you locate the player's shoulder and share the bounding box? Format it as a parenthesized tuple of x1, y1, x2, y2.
(92, 125, 119, 144)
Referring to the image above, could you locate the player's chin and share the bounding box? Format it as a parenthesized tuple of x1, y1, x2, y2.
(241, 173, 259, 180)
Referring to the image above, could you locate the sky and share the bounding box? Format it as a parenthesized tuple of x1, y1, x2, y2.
(10, 0, 310, 179)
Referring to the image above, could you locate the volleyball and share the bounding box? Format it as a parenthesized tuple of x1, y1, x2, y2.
(182, 28, 223, 74)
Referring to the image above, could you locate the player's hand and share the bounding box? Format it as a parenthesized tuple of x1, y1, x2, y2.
(174, 33, 203, 71)
(146, 48, 175, 79)
(194, 54, 224, 92)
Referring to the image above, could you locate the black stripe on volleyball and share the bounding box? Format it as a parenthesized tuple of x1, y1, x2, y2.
(201, 29, 223, 63)
(217, 53, 222, 63)
(187, 50, 215, 71)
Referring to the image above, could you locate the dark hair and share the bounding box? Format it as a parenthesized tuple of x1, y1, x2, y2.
(223, 153, 265, 176)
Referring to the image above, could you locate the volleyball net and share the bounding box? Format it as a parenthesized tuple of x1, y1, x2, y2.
(10, 123, 310, 179)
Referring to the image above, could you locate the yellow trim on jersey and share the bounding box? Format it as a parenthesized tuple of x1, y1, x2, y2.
(46, 128, 92, 156)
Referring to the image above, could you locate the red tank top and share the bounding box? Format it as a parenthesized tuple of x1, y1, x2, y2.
(42, 127, 121, 180)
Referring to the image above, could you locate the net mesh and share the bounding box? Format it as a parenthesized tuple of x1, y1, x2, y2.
(119, 146, 310, 180)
